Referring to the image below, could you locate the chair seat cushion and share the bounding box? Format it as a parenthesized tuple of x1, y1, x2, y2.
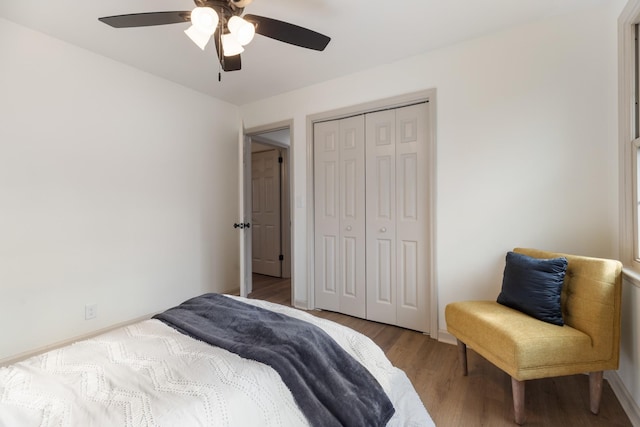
(445, 300, 595, 380)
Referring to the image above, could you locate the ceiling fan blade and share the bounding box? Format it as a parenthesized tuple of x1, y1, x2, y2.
(243, 14, 330, 51)
(214, 28, 242, 72)
(99, 12, 191, 28)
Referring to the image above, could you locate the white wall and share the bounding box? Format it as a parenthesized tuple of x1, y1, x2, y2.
(241, 0, 623, 313)
(0, 18, 241, 361)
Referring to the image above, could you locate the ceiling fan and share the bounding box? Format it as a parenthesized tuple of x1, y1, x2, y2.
(98, 0, 331, 72)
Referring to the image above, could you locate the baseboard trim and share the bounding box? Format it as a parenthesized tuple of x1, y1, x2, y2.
(0, 312, 156, 367)
(438, 330, 457, 346)
(293, 299, 309, 310)
(606, 371, 640, 426)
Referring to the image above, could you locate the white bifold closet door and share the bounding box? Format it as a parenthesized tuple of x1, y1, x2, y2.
(365, 103, 429, 331)
(313, 115, 366, 319)
(313, 102, 429, 332)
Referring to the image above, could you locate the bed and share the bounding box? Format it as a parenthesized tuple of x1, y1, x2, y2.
(0, 294, 434, 426)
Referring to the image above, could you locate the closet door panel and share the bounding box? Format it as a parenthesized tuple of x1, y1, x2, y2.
(365, 110, 397, 324)
(314, 121, 341, 312)
(342, 236, 357, 296)
(395, 103, 430, 332)
(373, 239, 393, 302)
(339, 115, 366, 318)
(399, 240, 418, 308)
(317, 235, 338, 293)
(399, 153, 418, 220)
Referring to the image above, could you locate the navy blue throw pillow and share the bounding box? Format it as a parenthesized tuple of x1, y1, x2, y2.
(497, 251, 568, 326)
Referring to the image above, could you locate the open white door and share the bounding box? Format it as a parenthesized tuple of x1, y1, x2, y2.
(252, 149, 282, 277)
(239, 133, 253, 297)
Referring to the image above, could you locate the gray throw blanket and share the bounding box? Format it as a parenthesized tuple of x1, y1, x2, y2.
(153, 293, 395, 427)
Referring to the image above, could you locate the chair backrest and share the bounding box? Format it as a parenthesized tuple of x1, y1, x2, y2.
(514, 248, 623, 365)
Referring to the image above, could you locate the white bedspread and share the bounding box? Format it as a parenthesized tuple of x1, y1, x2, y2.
(0, 296, 434, 426)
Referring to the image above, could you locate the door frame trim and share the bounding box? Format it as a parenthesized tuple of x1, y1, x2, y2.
(305, 89, 439, 338)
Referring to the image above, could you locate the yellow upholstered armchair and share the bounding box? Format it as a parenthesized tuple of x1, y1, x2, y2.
(445, 248, 622, 425)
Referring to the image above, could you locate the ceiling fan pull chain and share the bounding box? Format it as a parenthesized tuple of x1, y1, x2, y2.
(218, 17, 223, 82)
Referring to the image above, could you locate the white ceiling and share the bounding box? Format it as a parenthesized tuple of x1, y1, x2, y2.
(0, 0, 608, 106)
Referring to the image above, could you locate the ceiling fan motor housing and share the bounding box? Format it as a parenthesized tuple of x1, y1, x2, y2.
(194, 0, 242, 27)
(193, 0, 247, 23)
(193, 0, 252, 12)
(231, 0, 253, 8)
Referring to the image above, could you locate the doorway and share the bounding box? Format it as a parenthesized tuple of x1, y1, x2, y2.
(245, 126, 292, 301)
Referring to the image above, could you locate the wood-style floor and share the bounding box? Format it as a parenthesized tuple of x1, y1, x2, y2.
(249, 274, 632, 427)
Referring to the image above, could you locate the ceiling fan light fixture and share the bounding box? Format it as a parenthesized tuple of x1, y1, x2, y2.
(190, 7, 218, 34)
(99, 1, 332, 73)
(228, 16, 255, 45)
(222, 33, 244, 56)
(184, 25, 212, 50)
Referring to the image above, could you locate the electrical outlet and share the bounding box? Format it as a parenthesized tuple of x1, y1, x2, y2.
(85, 303, 97, 320)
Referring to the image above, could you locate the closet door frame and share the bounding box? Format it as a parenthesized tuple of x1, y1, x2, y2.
(306, 89, 438, 337)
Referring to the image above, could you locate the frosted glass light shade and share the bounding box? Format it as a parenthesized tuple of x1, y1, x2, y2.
(184, 25, 212, 50)
(228, 16, 255, 45)
(190, 7, 218, 34)
(222, 33, 244, 56)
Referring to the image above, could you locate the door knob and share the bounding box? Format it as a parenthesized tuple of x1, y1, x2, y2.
(380, 227, 387, 233)
(346, 225, 352, 231)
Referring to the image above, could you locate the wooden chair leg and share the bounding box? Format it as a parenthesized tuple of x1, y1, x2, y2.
(589, 371, 604, 414)
(511, 377, 526, 425)
(456, 339, 468, 376)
